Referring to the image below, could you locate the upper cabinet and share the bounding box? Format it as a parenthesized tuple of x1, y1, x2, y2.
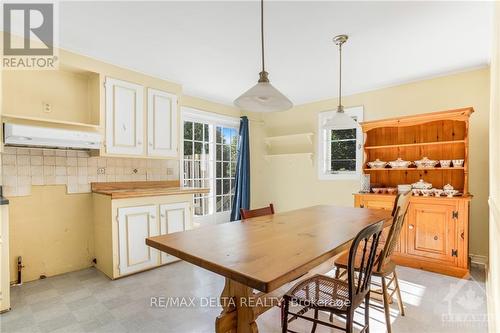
(104, 77, 178, 158)
(147, 88, 178, 157)
(105, 78, 144, 155)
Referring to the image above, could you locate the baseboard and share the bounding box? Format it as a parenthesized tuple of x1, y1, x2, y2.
(469, 254, 489, 267)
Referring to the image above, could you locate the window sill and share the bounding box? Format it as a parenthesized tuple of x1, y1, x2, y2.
(318, 173, 360, 180)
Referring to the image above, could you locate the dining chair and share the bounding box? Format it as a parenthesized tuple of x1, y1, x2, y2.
(240, 203, 274, 219)
(334, 191, 411, 333)
(281, 220, 384, 333)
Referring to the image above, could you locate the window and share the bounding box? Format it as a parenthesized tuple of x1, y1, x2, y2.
(317, 106, 363, 180)
(181, 108, 239, 224)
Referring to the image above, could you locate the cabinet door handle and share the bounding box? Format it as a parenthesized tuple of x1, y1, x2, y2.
(161, 214, 166, 218)
(149, 142, 153, 147)
(434, 236, 438, 240)
(137, 140, 142, 145)
(359, 204, 364, 208)
(461, 232, 464, 239)
(409, 224, 414, 230)
(150, 214, 156, 219)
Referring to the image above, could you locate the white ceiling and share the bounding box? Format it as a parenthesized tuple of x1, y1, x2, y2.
(59, 1, 494, 106)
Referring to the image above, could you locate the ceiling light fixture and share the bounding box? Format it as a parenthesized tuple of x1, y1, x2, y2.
(323, 34, 359, 130)
(234, 0, 293, 112)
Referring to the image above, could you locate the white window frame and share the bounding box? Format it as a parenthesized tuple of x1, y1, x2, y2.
(317, 106, 364, 180)
(180, 107, 240, 225)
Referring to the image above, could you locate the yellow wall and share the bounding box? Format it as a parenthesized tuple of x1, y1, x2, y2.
(487, 3, 500, 332)
(8, 186, 93, 282)
(253, 68, 490, 258)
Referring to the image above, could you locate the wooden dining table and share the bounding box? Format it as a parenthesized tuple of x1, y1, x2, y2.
(146, 205, 391, 333)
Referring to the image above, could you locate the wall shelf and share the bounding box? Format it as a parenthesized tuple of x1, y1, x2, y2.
(2, 114, 101, 130)
(264, 132, 314, 147)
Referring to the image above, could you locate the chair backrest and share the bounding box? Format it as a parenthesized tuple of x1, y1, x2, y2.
(347, 220, 384, 306)
(240, 203, 275, 219)
(377, 191, 411, 271)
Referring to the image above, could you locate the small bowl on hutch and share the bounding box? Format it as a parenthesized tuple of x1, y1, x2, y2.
(386, 187, 397, 195)
(443, 184, 454, 191)
(411, 179, 432, 190)
(439, 160, 452, 168)
(433, 189, 444, 197)
(420, 189, 432, 197)
(372, 188, 386, 194)
(414, 157, 438, 169)
(452, 159, 464, 167)
(388, 158, 412, 169)
(444, 189, 459, 198)
(412, 189, 421, 196)
(367, 159, 387, 169)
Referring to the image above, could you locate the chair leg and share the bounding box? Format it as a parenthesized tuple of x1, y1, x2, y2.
(282, 298, 289, 333)
(381, 276, 392, 333)
(365, 294, 370, 333)
(335, 266, 340, 278)
(346, 310, 353, 333)
(393, 270, 405, 316)
(310, 309, 318, 333)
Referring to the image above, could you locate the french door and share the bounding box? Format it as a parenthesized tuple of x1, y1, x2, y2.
(181, 108, 239, 224)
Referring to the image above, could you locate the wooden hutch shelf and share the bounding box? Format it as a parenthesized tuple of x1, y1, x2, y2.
(354, 107, 473, 278)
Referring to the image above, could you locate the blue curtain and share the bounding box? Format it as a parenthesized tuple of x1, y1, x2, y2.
(230, 116, 250, 221)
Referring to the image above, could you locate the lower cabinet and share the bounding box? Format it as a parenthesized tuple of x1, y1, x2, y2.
(354, 193, 470, 278)
(93, 194, 193, 279)
(159, 202, 190, 264)
(117, 205, 159, 275)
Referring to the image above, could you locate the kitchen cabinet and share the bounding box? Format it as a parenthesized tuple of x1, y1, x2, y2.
(104, 78, 178, 158)
(0, 204, 10, 313)
(159, 202, 190, 264)
(93, 192, 193, 279)
(147, 88, 178, 157)
(117, 205, 159, 275)
(105, 78, 144, 155)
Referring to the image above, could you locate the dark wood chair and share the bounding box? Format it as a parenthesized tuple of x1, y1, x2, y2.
(240, 203, 274, 219)
(281, 220, 384, 333)
(334, 191, 411, 333)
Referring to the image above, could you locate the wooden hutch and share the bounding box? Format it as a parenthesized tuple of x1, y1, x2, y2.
(353, 108, 473, 277)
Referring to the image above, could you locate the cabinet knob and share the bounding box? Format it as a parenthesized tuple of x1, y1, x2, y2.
(359, 204, 364, 208)
(137, 140, 142, 145)
(150, 214, 156, 219)
(409, 224, 414, 230)
(434, 236, 438, 240)
(149, 142, 153, 147)
(161, 214, 165, 218)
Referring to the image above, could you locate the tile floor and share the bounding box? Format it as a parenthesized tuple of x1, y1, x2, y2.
(0, 262, 488, 333)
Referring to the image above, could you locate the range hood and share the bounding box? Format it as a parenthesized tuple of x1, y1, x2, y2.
(3, 123, 102, 150)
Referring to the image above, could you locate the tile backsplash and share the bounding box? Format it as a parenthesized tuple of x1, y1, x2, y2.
(1, 147, 179, 197)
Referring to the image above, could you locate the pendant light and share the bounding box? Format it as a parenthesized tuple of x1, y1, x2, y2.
(323, 34, 358, 130)
(234, 0, 293, 112)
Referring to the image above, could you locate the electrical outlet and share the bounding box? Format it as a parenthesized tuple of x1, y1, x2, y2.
(166, 168, 174, 175)
(42, 102, 52, 113)
(97, 168, 106, 175)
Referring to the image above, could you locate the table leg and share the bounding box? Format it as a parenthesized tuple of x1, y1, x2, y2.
(215, 278, 259, 333)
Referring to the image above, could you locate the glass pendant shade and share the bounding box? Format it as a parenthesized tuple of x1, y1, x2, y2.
(234, 76, 293, 112)
(323, 108, 359, 130)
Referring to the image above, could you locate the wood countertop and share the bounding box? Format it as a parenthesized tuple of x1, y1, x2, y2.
(91, 181, 209, 199)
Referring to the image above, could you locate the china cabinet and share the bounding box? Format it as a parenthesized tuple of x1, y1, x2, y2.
(354, 108, 473, 277)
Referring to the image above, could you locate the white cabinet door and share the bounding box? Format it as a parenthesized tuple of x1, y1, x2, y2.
(147, 88, 178, 157)
(159, 202, 190, 264)
(117, 205, 158, 275)
(105, 77, 144, 155)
